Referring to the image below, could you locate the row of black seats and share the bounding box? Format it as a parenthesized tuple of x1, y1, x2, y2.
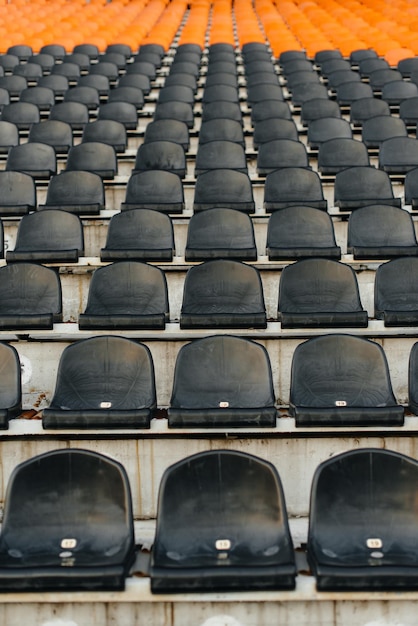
(1, 165, 417, 216)
(0, 446, 417, 593)
(2, 255, 418, 330)
(3, 204, 418, 262)
(1, 332, 418, 429)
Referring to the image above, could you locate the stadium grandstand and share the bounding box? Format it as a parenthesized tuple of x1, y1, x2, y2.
(0, 0, 417, 624)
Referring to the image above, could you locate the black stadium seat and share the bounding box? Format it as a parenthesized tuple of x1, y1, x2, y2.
(308, 448, 418, 590)
(180, 259, 266, 329)
(289, 334, 404, 426)
(0, 449, 135, 590)
(79, 261, 169, 330)
(278, 258, 368, 328)
(42, 335, 156, 429)
(151, 450, 296, 591)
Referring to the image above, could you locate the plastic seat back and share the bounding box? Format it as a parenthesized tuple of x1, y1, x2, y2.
(289, 334, 403, 426)
(375, 257, 418, 325)
(79, 261, 169, 330)
(180, 259, 266, 329)
(42, 170, 105, 215)
(264, 167, 327, 212)
(42, 335, 156, 428)
(123, 170, 184, 213)
(0, 448, 135, 590)
(308, 449, 418, 590)
(151, 450, 295, 591)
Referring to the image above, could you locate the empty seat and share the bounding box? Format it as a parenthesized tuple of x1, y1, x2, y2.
(79, 261, 169, 330)
(168, 335, 276, 428)
(0, 75, 27, 98)
(51, 62, 80, 83)
(362, 115, 407, 148)
(251, 100, 292, 123)
(64, 85, 100, 110)
(318, 138, 370, 174)
(358, 57, 388, 77)
(198, 119, 244, 147)
(264, 168, 327, 212)
(289, 334, 403, 426)
(40, 44, 66, 61)
(266, 205, 341, 260)
(334, 81, 374, 105)
(350, 97, 391, 125)
(0, 448, 135, 590)
(73, 43, 99, 60)
(347, 204, 418, 259)
(1, 102, 39, 130)
(108, 86, 144, 109)
(180, 259, 266, 329)
(300, 98, 341, 125)
(49, 102, 89, 130)
(143, 119, 189, 151)
(27, 53, 55, 73)
(6, 142, 56, 179)
(0, 120, 18, 153)
(0, 171, 35, 215)
(307, 117, 352, 149)
(185, 208, 257, 261)
(0, 88, 9, 112)
(193, 169, 255, 213)
(201, 101, 242, 125)
(288, 82, 329, 106)
(41, 170, 105, 215)
(13, 62, 42, 83)
(97, 102, 138, 130)
(151, 449, 296, 591)
(381, 80, 418, 106)
(38, 74, 69, 98)
(399, 97, 418, 125)
(278, 258, 367, 328)
(0, 54, 19, 73)
(122, 170, 184, 213)
(78, 74, 110, 98)
(247, 84, 284, 106)
(195, 140, 247, 175)
(379, 136, 418, 173)
(257, 139, 309, 176)
(204, 72, 237, 89)
(100, 208, 174, 262)
(101, 52, 127, 72)
(158, 84, 194, 105)
(334, 166, 401, 211)
(81, 120, 126, 153)
(42, 336, 156, 428)
(63, 53, 90, 71)
(134, 140, 186, 178)
(164, 72, 197, 93)
(350, 48, 378, 65)
(153, 101, 194, 129)
(0, 262, 62, 329)
(369, 68, 403, 91)
(19, 87, 55, 113)
(308, 448, 418, 590)
(0, 341, 21, 427)
(66, 142, 117, 179)
(89, 62, 118, 82)
(126, 61, 156, 81)
(7, 210, 84, 263)
(253, 118, 298, 149)
(28, 120, 73, 154)
(7, 45, 32, 62)
(375, 257, 418, 326)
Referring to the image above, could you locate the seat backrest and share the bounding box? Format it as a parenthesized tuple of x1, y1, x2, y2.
(334, 166, 399, 209)
(82, 120, 127, 153)
(28, 120, 73, 153)
(0, 262, 62, 323)
(195, 140, 247, 174)
(143, 119, 189, 150)
(308, 449, 418, 573)
(307, 117, 352, 148)
(290, 334, 397, 410)
(44, 170, 105, 215)
(193, 169, 254, 212)
(123, 170, 184, 213)
(379, 136, 418, 172)
(185, 208, 256, 261)
(266, 205, 340, 260)
(65, 142, 117, 178)
(170, 335, 275, 410)
(48, 335, 156, 411)
(257, 139, 309, 175)
(0, 341, 21, 423)
(278, 258, 364, 316)
(375, 257, 418, 322)
(101, 208, 174, 261)
(7, 209, 84, 262)
(253, 118, 298, 148)
(152, 449, 293, 574)
(347, 205, 418, 255)
(318, 137, 369, 173)
(0, 448, 135, 573)
(134, 140, 186, 178)
(0, 171, 36, 215)
(82, 261, 169, 321)
(264, 167, 326, 211)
